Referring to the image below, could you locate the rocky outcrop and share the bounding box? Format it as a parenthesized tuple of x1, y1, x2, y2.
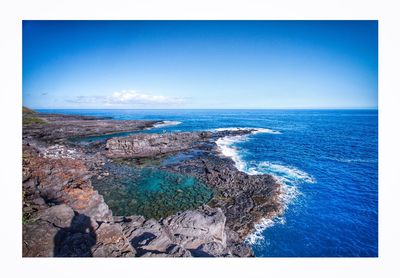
(105, 130, 256, 159)
(23, 149, 111, 222)
(23, 112, 160, 143)
(22, 146, 134, 257)
(23, 204, 135, 257)
(119, 205, 250, 257)
(105, 132, 213, 158)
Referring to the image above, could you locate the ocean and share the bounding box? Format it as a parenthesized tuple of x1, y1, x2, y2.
(38, 109, 378, 257)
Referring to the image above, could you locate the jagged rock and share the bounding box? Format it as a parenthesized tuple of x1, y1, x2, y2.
(92, 223, 135, 257)
(23, 153, 112, 222)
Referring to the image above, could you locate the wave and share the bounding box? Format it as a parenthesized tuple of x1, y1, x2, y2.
(152, 120, 182, 128)
(247, 161, 316, 185)
(245, 217, 286, 245)
(215, 136, 248, 172)
(215, 127, 281, 172)
(325, 157, 377, 163)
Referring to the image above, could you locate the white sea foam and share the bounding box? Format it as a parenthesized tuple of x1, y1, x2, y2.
(215, 127, 281, 171)
(215, 134, 249, 172)
(247, 162, 316, 185)
(152, 120, 182, 128)
(245, 217, 286, 245)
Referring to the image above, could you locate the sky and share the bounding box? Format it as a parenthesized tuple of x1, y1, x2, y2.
(23, 20, 378, 109)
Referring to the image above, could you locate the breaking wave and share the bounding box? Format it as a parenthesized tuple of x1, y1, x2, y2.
(152, 120, 182, 128)
(215, 127, 281, 172)
(245, 217, 286, 245)
(246, 161, 316, 185)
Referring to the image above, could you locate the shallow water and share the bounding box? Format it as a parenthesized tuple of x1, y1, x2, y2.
(92, 163, 213, 219)
(40, 109, 378, 257)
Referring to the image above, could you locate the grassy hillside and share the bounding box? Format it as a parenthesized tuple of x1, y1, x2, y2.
(23, 106, 46, 125)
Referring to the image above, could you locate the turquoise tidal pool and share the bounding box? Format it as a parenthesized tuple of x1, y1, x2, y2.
(92, 163, 214, 219)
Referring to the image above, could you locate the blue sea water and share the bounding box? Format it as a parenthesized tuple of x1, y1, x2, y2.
(38, 109, 378, 257)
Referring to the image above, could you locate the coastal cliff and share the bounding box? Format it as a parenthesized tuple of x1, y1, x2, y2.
(22, 109, 283, 257)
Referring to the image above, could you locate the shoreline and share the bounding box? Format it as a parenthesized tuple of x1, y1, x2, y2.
(22, 109, 284, 257)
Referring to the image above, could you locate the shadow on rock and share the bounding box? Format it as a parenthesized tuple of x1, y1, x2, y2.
(53, 212, 96, 257)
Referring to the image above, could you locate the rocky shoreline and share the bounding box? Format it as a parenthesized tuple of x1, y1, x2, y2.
(22, 110, 283, 257)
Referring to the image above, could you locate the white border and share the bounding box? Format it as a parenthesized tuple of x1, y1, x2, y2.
(1, 0, 400, 277)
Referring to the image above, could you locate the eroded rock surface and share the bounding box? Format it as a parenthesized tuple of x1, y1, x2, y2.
(119, 206, 248, 257)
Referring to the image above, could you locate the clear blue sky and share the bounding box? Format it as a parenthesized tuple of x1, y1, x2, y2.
(23, 20, 378, 109)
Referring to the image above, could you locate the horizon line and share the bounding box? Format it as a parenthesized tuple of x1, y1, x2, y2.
(31, 107, 379, 110)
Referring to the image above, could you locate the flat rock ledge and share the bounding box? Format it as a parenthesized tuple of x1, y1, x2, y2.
(23, 113, 160, 143)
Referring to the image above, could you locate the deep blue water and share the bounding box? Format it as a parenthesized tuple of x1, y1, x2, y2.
(38, 109, 378, 257)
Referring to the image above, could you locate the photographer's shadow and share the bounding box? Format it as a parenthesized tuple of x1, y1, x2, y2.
(53, 212, 96, 257)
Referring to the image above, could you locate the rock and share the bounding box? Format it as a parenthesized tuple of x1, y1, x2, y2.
(37, 204, 74, 228)
(163, 206, 226, 250)
(22, 111, 278, 257)
(119, 205, 243, 257)
(23, 113, 160, 142)
(164, 156, 282, 239)
(105, 132, 213, 158)
(23, 220, 60, 257)
(92, 223, 135, 257)
(23, 153, 112, 222)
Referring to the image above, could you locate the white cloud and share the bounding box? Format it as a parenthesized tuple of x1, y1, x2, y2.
(68, 90, 185, 107)
(108, 90, 184, 105)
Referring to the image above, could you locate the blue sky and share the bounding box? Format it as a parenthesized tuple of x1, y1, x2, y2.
(23, 21, 378, 109)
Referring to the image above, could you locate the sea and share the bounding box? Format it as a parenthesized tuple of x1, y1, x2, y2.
(38, 109, 378, 257)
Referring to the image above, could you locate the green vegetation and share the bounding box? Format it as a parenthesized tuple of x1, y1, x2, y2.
(23, 106, 47, 125)
(22, 190, 34, 224)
